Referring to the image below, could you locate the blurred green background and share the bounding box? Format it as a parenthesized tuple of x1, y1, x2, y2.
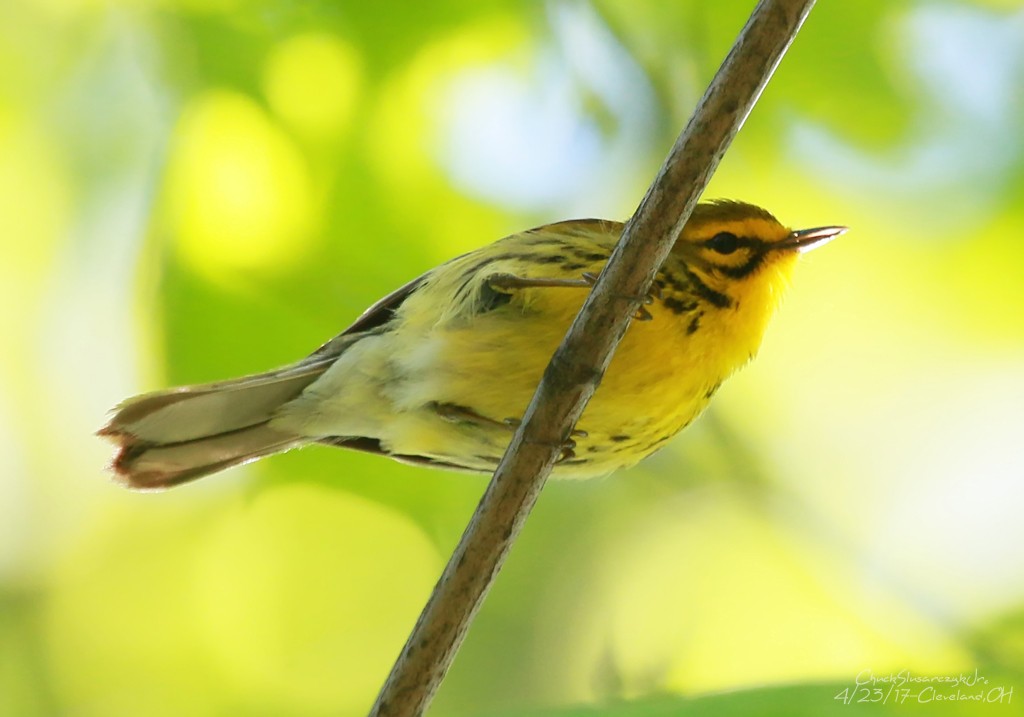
(2, 0, 1023, 715)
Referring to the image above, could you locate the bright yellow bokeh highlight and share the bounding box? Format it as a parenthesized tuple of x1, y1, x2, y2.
(194, 484, 441, 715)
(166, 90, 315, 279)
(263, 33, 362, 141)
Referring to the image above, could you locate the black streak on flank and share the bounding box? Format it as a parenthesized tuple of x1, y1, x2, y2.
(686, 313, 701, 335)
(610, 434, 630, 443)
(658, 272, 689, 294)
(704, 381, 722, 399)
(662, 296, 699, 315)
(633, 436, 667, 456)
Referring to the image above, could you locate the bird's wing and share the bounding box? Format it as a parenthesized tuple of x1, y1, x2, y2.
(308, 219, 622, 358)
(317, 436, 488, 473)
(416, 220, 622, 327)
(304, 270, 433, 360)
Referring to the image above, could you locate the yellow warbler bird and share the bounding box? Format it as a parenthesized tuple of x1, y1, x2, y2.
(100, 201, 844, 489)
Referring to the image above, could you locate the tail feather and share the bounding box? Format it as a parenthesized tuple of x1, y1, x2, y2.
(99, 360, 331, 490)
(110, 424, 304, 490)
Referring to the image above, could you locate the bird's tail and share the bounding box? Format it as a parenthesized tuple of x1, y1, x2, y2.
(98, 359, 333, 490)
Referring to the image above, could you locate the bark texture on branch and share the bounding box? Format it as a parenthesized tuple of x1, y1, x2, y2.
(369, 1, 818, 715)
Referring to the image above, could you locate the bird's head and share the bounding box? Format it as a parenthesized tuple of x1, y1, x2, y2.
(671, 200, 846, 312)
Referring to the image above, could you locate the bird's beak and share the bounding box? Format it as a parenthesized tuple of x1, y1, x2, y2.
(779, 225, 848, 253)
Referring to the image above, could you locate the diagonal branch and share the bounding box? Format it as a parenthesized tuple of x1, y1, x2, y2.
(369, 1, 819, 715)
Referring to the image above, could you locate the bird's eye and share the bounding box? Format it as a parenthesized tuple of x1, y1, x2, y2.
(708, 232, 740, 255)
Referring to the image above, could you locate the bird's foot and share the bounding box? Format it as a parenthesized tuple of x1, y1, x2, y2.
(580, 272, 659, 321)
(502, 417, 586, 462)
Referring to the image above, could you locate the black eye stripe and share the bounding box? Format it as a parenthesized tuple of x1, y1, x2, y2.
(719, 252, 766, 278)
(698, 234, 769, 278)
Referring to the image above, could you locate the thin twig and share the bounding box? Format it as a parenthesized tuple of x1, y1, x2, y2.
(368, 1, 818, 714)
